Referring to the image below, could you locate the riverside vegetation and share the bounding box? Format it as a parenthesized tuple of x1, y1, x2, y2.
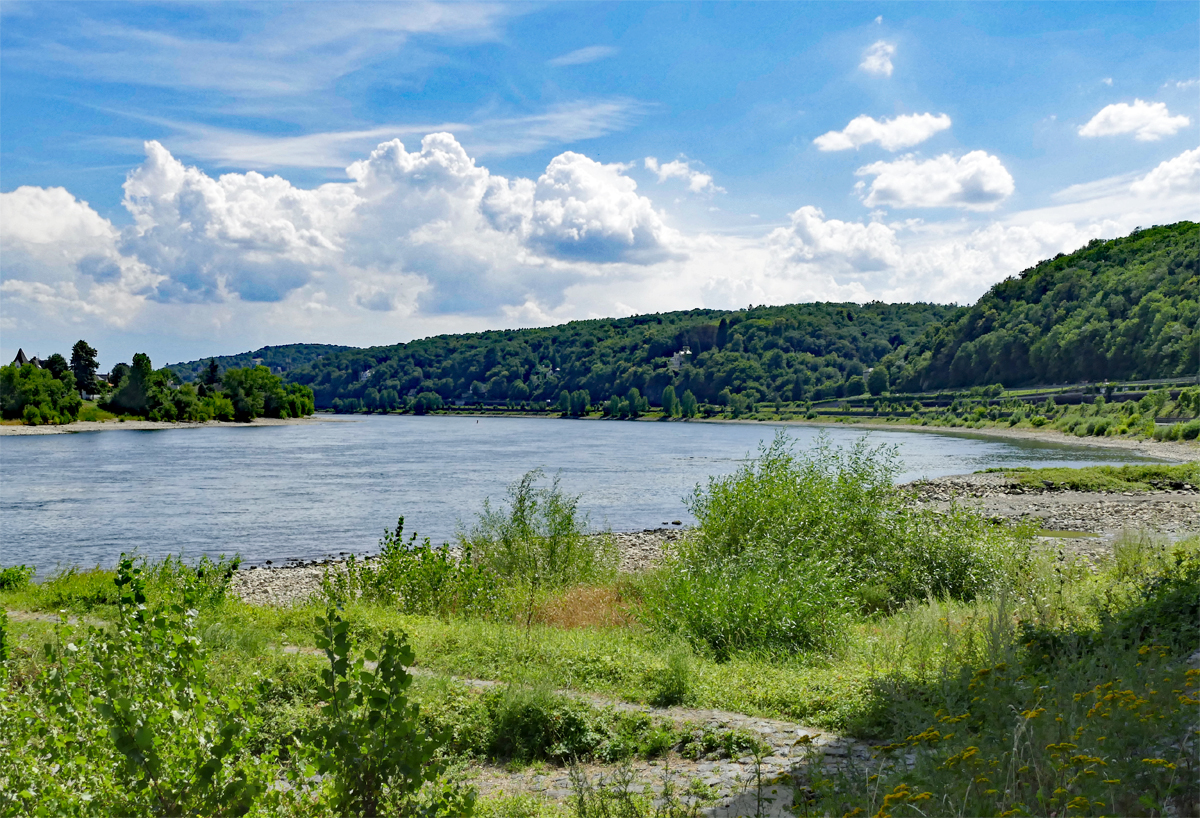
(2, 437, 1198, 816)
(1, 345, 314, 426)
(165, 222, 1197, 423)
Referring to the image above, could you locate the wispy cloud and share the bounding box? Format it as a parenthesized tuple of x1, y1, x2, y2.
(112, 98, 649, 170)
(547, 45, 618, 67)
(860, 40, 895, 77)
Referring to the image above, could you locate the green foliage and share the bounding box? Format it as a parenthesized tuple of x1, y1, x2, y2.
(166, 343, 352, 383)
(299, 607, 472, 816)
(997, 461, 1199, 492)
(413, 390, 444, 414)
(223, 365, 314, 421)
(71, 339, 100, 392)
(0, 555, 276, 817)
(892, 221, 1199, 389)
(645, 433, 1027, 658)
(285, 301, 956, 412)
(0, 362, 82, 423)
(460, 469, 617, 594)
(322, 518, 500, 618)
(0, 564, 35, 591)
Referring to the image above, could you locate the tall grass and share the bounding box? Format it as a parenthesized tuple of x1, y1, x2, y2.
(644, 433, 1030, 659)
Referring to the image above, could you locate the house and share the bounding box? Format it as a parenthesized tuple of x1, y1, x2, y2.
(11, 349, 43, 368)
(669, 347, 692, 372)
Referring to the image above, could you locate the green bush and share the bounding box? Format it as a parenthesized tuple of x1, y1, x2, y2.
(0, 564, 35, 591)
(645, 433, 1026, 659)
(323, 518, 500, 618)
(460, 469, 617, 615)
(0, 363, 82, 423)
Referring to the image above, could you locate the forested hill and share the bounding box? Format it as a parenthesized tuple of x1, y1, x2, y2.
(168, 344, 352, 382)
(287, 302, 959, 411)
(886, 221, 1199, 391)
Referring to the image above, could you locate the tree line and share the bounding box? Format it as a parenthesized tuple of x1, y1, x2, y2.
(1, 343, 314, 425)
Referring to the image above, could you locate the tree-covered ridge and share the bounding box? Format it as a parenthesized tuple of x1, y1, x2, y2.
(887, 222, 1199, 391)
(168, 343, 352, 382)
(288, 302, 960, 412)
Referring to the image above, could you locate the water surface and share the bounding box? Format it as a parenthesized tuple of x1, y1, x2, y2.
(0, 416, 1164, 573)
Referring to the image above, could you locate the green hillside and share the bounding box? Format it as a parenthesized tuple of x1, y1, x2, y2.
(168, 343, 352, 382)
(886, 222, 1199, 390)
(287, 302, 959, 412)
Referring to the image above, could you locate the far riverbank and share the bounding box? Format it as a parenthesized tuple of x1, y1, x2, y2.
(0, 415, 347, 436)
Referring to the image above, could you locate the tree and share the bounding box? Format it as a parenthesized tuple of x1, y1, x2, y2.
(110, 362, 130, 386)
(569, 389, 590, 417)
(845, 375, 866, 397)
(509, 380, 530, 402)
(661, 385, 678, 417)
(412, 391, 443, 414)
(203, 358, 221, 386)
(110, 353, 155, 415)
(680, 389, 698, 418)
(0, 363, 82, 424)
(43, 353, 69, 382)
(70, 340, 99, 392)
(867, 366, 889, 396)
(555, 389, 571, 415)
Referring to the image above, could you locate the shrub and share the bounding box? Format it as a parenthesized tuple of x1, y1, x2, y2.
(298, 608, 473, 816)
(644, 433, 1026, 658)
(0, 564, 35, 591)
(323, 518, 500, 618)
(460, 469, 617, 617)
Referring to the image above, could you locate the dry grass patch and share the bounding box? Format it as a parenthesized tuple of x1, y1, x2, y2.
(535, 585, 639, 630)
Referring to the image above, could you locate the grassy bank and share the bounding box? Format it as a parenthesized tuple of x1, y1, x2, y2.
(3, 442, 1197, 816)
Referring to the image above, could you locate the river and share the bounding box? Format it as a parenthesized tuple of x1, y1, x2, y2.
(0, 415, 1165, 573)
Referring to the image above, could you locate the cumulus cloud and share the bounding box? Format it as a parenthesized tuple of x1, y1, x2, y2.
(860, 40, 895, 77)
(547, 45, 618, 67)
(1131, 147, 1200, 197)
(1078, 99, 1190, 141)
(644, 157, 723, 193)
(528, 152, 677, 264)
(813, 113, 951, 152)
(855, 151, 1015, 210)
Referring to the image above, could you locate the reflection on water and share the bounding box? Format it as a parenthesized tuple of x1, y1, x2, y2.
(0, 415, 1164, 572)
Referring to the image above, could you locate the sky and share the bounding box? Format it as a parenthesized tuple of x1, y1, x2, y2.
(1, 1, 1197, 369)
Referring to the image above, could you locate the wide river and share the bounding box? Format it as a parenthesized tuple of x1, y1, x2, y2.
(1, 415, 1165, 573)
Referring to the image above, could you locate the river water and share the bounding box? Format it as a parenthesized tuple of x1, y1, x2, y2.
(0, 415, 1164, 573)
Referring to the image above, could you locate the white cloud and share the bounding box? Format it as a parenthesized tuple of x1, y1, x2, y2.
(547, 45, 618, 67)
(860, 40, 895, 77)
(855, 151, 1015, 210)
(813, 112, 951, 152)
(1078, 99, 1190, 141)
(529, 152, 677, 264)
(1102, 78, 1113, 86)
(644, 157, 723, 193)
(1131, 147, 1200, 198)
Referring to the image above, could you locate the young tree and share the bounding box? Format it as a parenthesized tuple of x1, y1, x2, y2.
(70, 340, 99, 391)
(680, 389, 698, 418)
(661, 385, 678, 417)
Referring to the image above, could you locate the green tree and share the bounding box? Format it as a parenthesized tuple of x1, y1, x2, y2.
(569, 389, 590, 417)
(203, 358, 221, 386)
(109, 353, 155, 415)
(509, 379, 530, 402)
(412, 391, 443, 414)
(845, 375, 866, 397)
(70, 340, 99, 393)
(661, 385, 678, 417)
(680, 389, 698, 418)
(866, 366, 889, 396)
(43, 353, 70, 381)
(0, 363, 82, 424)
(556, 389, 571, 415)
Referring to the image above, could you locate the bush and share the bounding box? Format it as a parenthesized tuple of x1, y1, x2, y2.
(0, 564, 34, 591)
(460, 470, 617, 617)
(323, 518, 500, 618)
(644, 433, 1026, 659)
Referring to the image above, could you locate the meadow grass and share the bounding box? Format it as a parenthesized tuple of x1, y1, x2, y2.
(982, 462, 1200, 492)
(3, 451, 1198, 816)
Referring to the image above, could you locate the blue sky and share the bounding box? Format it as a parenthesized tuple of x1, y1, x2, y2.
(2, 1, 1197, 367)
